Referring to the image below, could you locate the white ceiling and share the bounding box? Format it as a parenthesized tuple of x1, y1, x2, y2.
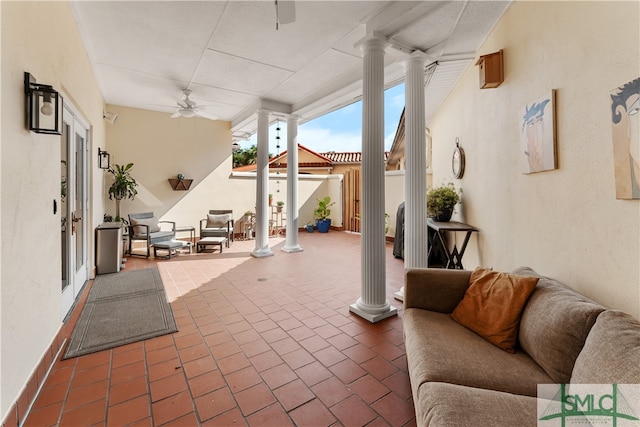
(69, 1, 511, 141)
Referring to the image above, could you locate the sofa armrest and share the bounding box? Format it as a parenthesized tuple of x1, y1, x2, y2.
(404, 268, 472, 313)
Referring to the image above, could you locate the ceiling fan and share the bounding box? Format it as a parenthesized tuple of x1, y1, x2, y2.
(170, 89, 217, 120)
(274, 0, 295, 30)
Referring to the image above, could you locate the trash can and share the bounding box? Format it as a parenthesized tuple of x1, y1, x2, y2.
(95, 222, 123, 274)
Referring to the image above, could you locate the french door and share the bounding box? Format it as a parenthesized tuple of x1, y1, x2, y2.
(61, 105, 89, 319)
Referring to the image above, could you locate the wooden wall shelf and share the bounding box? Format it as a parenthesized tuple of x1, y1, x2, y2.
(168, 178, 193, 191)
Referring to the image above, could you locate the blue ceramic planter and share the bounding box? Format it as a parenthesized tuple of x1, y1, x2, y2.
(316, 219, 331, 233)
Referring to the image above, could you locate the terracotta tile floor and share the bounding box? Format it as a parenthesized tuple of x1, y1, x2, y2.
(24, 232, 415, 426)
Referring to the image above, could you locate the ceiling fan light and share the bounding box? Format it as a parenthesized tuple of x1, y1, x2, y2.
(180, 108, 196, 118)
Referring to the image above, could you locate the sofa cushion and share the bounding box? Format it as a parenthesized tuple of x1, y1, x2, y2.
(571, 310, 640, 384)
(130, 216, 161, 234)
(514, 267, 606, 384)
(404, 308, 553, 398)
(149, 230, 175, 244)
(451, 268, 538, 353)
(206, 213, 231, 228)
(417, 382, 539, 427)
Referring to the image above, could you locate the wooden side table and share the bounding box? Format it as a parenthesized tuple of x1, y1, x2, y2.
(427, 219, 478, 269)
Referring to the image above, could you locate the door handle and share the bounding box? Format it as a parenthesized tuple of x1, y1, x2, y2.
(71, 213, 81, 235)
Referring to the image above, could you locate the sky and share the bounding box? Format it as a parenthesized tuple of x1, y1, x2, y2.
(238, 82, 405, 154)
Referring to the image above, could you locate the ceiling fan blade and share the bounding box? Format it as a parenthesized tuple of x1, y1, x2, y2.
(177, 100, 188, 109)
(170, 111, 181, 118)
(276, 0, 295, 25)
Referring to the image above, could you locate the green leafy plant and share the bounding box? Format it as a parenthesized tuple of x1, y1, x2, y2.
(108, 163, 138, 221)
(232, 144, 257, 168)
(276, 200, 284, 207)
(314, 196, 335, 220)
(427, 183, 461, 218)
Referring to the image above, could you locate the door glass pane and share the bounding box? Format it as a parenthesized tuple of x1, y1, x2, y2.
(75, 132, 85, 272)
(61, 123, 69, 291)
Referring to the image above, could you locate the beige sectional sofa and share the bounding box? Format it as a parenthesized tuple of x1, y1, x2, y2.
(403, 267, 640, 426)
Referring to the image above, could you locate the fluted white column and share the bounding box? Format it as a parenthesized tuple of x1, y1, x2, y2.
(252, 109, 273, 258)
(349, 35, 397, 323)
(282, 115, 303, 253)
(395, 52, 429, 301)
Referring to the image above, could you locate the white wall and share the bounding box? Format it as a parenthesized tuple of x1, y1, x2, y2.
(0, 1, 106, 417)
(428, 1, 640, 317)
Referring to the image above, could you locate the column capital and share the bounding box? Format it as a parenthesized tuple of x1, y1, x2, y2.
(355, 32, 388, 56)
(403, 50, 429, 69)
(257, 108, 271, 118)
(286, 114, 299, 123)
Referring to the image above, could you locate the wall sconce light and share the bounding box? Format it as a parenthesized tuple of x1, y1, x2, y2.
(24, 72, 62, 134)
(231, 142, 241, 152)
(98, 147, 111, 170)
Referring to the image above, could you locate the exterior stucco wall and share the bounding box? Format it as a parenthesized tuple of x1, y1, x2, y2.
(1, 1, 106, 417)
(428, 1, 640, 317)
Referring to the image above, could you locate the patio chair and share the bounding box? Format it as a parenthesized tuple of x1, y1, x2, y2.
(200, 210, 234, 246)
(128, 212, 176, 258)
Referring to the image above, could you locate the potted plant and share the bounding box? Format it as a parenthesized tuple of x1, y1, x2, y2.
(314, 196, 335, 233)
(107, 163, 138, 223)
(427, 183, 461, 222)
(276, 200, 284, 212)
(268, 194, 273, 206)
(242, 210, 253, 222)
(306, 222, 314, 233)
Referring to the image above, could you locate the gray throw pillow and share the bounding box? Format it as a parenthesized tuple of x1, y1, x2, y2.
(130, 216, 161, 234)
(206, 214, 231, 228)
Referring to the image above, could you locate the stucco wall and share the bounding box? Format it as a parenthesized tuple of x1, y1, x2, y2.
(1, 1, 106, 417)
(105, 105, 343, 235)
(428, 1, 640, 317)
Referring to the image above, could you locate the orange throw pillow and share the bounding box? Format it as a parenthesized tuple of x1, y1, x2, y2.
(451, 268, 539, 353)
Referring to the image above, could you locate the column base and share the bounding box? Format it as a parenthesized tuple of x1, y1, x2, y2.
(281, 245, 303, 253)
(251, 248, 274, 258)
(349, 303, 398, 323)
(393, 286, 405, 302)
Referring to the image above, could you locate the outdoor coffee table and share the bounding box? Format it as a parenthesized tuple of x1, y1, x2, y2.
(196, 237, 227, 253)
(153, 240, 188, 259)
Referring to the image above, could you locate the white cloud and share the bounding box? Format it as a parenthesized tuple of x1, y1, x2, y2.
(298, 126, 362, 152)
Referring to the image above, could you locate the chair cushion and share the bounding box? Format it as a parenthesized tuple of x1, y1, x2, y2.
(451, 268, 538, 353)
(130, 216, 161, 234)
(571, 310, 640, 384)
(149, 231, 175, 244)
(206, 214, 231, 228)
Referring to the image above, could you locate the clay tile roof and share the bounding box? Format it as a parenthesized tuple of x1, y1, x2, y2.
(232, 144, 388, 172)
(321, 151, 389, 163)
